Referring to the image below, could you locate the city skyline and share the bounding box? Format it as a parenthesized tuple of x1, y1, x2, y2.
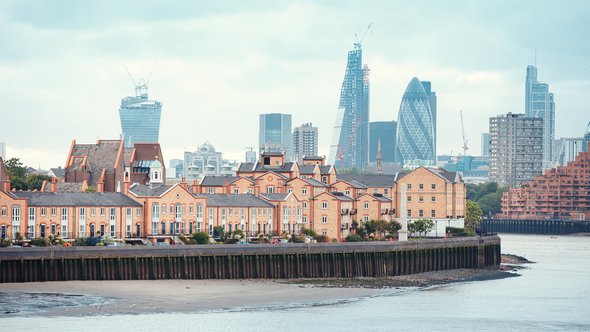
(1, 1, 589, 169)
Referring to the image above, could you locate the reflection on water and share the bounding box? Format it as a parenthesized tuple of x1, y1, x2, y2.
(2, 234, 590, 331)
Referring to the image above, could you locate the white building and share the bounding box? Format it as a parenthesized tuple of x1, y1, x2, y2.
(183, 142, 239, 181)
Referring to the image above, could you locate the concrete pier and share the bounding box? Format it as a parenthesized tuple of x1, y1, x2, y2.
(0, 236, 501, 283)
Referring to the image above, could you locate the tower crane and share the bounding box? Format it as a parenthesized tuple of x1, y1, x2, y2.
(460, 110, 469, 156)
(354, 23, 373, 49)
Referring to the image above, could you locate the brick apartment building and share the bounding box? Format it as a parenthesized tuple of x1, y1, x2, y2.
(501, 143, 590, 220)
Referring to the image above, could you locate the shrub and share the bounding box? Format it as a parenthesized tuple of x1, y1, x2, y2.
(446, 227, 470, 237)
(0, 238, 12, 247)
(224, 238, 238, 244)
(30, 238, 50, 247)
(192, 232, 210, 245)
(291, 235, 306, 243)
(301, 227, 317, 238)
(314, 235, 329, 243)
(345, 234, 364, 242)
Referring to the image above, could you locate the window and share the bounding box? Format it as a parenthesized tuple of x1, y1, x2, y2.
(431, 184, 436, 190)
(162, 204, 167, 214)
(267, 186, 275, 193)
(384, 188, 389, 196)
(41, 207, 46, 216)
(345, 190, 351, 196)
(302, 188, 308, 195)
(431, 196, 436, 202)
(419, 196, 424, 203)
(1, 207, 5, 217)
(321, 176, 327, 184)
(288, 188, 293, 194)
(161, 222, 166, 235)
(189, 205, 194, 214)
(363, 215, 369, 222)
(100, 208, 105, 216)
(79, 208, 86, 221)
(407, 184, 412, 190)
(137, 208, 141, 216)
(208, 208, 214, 224)
(321, 216, 328, 224)
(431, 210, 436, 218)
(52, 207, 57, 216)
(91, 208, 95, 216)
(407, 209, 411, 217)
(110, 208, 116, 222)
(419, 210, 424, 217)
(247, 188, 253, 194)
(364, 202, 369, 209)
(207, 187, 214, 194)
(303, 201, 307, 209)
(170, 205, 174, 214)
(322, 201, 328, 209)
(233, 188, 239, 194)
(322, 230, 327, 236)
(303, 216, 307, 223)
(407, 196, 412, 202)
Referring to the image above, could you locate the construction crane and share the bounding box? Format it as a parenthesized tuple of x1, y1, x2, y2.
(460, 110, 469, 156)
(354, 23, 373, 49)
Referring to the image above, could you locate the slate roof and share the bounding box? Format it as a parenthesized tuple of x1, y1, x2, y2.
(329, 192, 354, 201)
(42, 182, 85, 193)
(259, 193, 291, 201)
(430, 168, 460, 183)
(302, 178, 328, 187)
(69, 140, 123, 186)
(302, 156, 324, 160)
(200, 175, 240, 186)
(299, 165, 317, 175)
(129, 184, 174, 197)
(337, 174, 395, 188)
(238, 162, 295, 174)
(49, 168, 65, 178)
(10, 192, 141, 207)
(360, 193, 392, 202)
(319, 166, 332, 175)
(197, 194, 274, 207)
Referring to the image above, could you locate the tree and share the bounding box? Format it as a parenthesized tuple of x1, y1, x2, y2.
(371, 219, 388, 240)
(25, 174, 52, 191)
(465, 200, 483, 235)
(345, 234, 364, 242)
(410, 218, 435, 238)
(192, 232, 210, 244)
(386, 221, 402, 234)
(5, 158, 28, 190)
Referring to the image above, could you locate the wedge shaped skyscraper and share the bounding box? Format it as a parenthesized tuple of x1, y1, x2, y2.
(119, 82, 162, 148)
(329, 43, 370, 170)
(396, 77, 436, 167)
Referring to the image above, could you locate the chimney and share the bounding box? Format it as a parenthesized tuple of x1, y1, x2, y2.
(97, 180, 104, 193)
(122, 179, 131, 195)
(180, 177, 187, 190)
(3, 175, 11, 192)
(191, 179, 201, 194)
(50, 177, 58, 193)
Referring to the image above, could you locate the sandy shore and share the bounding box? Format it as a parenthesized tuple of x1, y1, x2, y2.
(0, 279, 389, 317)
(0, 254, 529, 318)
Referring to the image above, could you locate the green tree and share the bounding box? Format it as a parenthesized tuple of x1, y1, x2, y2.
(465, 200, 483, 235)
(386, 221, 402, 234)
(25, 174, 52, 191)
(5, 158, 28, 190)
(192, 232, 210, 244)
(371, 219, 388, 239)
(410, 218, 435, 238)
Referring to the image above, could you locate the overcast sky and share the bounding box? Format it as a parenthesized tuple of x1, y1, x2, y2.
(1, 0, 589, 169)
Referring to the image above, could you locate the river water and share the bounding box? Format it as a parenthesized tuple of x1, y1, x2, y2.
(2, 234, 590, 331)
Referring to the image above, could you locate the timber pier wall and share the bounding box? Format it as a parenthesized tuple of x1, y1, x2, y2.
(0, 236, 501, 283)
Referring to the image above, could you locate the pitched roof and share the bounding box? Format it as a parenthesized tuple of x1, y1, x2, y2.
(319, 165, 333, 175)
(129, 183, 174, 197)
(49, 168, 65, 178)
(337, 174, 395, 188)
(200, 175, 240, 186)
(68, 140, 123, 186)
(429, 168, 460, 183)
(334, 179, 367, 189)
(358, 192, 392, 202)
(299, 165, 317, 175)
(197, 194, 274, 207)
(10, 192, 142, 207)
(238, 161, 295, 174)
(302, 155, 324, 160)
(42, 182, 85, 193)
(330, 192, 354, 201)
(302, 177, 328, 187)
(259, 193, 291, 201)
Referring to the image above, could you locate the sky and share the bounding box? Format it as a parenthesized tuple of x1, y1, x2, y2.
(1, 0, 589, 169)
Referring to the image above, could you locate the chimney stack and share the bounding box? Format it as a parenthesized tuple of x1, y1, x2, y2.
(3, 175, 11, 192)
(50, 177, 58, 193)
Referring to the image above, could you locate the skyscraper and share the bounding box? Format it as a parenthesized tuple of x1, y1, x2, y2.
(119, 82, 162, 148)
(0, 142, 5, 160)
(421, 81, 437, 155)
(329, 42, 370, 170)
(525, 65, 555, 168)
(369, 121, 396, 163)
(481, 133, 490, 157)
(396, 78, 436, 168)
(259, 113, 292, 159)
(489, 113, 543, 187)
(292, 123, 318, 162)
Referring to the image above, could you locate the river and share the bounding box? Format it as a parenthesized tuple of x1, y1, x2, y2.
(2, 234, 589, 331)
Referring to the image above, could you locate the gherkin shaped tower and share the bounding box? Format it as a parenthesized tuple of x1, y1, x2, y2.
(396, 77, 436, 167)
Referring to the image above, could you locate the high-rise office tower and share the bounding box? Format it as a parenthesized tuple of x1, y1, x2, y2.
(489, 113, 543, 187)
(119, 81, 162, 148)
(421, 81, 437, 155)
(292, 123, 318, 162)
(481, 133, 490, 157)
(553, 122, 590, 166)
(525, 65, 555, 169)
(396, 78, 436, 168)
(259, 113, 292, 159)
(329, 41, 370, 170)
(369, 121, 396, 163)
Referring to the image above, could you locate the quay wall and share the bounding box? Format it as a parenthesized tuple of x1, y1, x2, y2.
(0, 236, 501, 283)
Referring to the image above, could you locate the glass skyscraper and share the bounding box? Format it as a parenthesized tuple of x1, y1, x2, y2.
(329, 43, 370, 170)
(369, 121, 396, 163)
(119, 83, 162, 148)
(396, 78, 436, 167)
(525, 65, 555, 168)
(259, 113, 292, 159)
